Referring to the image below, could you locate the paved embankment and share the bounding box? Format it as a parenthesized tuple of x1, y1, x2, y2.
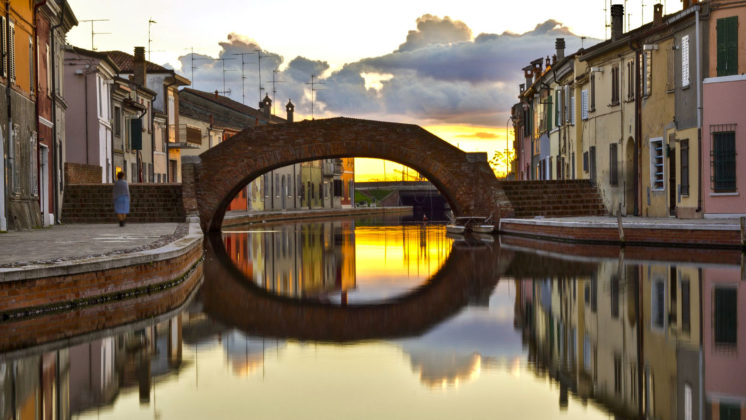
(499, 216, 746, 249)
(223, 206, 412, 227)
(0, 222, 205, 349)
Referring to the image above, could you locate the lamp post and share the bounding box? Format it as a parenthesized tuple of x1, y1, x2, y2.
(505, 115, 514, 179)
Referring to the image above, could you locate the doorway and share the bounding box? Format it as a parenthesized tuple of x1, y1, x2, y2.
(625, 138, 635, 215)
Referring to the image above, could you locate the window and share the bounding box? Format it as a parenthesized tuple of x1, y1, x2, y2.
(611, 65, 620, 105)
(581, 89, 589, 120)
(611, 274, 620, 318)
(583, 151, 589, 172)
(681, 278, 690, 333)
(666, 46, 675, 92)
(627, 60, 635, 100)
(590, 273, 598, 312)
(681, 35, 690, 88)
(650, 137, 664, 191)
(556, 89, 563, 127)
(643, 50, 652, 96)
(680, 139, 690, 196)
(46, 43, 51, 97)
(590, 74, 596, 111)
(613, 354, 622, 395)
(28, 37, 34, 93)
(712, 130, 736, 192)
(716, 16, 738, 77)
(114, 106, 121, 137)
(720, 404, 741, 420)
(714, 287, 737, 345)
(652, 280, 665, 330)
(333, 179, 343, 196)
(186, 126, 201, 145)
(610, 143, 619, 186)
(546, 93, 553, 131)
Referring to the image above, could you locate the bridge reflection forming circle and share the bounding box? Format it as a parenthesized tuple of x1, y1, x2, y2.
(202, 232, 511, 342)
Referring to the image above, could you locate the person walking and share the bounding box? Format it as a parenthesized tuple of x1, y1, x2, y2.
(113, 171, 130, 227)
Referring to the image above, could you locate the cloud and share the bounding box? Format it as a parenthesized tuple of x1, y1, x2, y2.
(457, 132, 500, 140)
(397, 14, 472, 52)
(175, 18, 599, 126)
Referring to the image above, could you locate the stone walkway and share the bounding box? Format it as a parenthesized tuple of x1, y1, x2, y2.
(506, 216, 744, 230)
(0, 223, 183, 268)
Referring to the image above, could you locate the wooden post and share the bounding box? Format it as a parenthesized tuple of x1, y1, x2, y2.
(741, 217, 746, 248)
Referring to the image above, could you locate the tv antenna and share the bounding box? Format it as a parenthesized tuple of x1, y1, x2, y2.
(148, 18, 157, 62)
(80, 19, 110, 51)
(184, 48, 211, 89)
(305, 74, 325, 120)
(641, 0, 646, 26)
(214, 57, 236, 97)
(232, 52, 258, 105)
(604, 0, 609, 40)
(271, 69, 285, 115)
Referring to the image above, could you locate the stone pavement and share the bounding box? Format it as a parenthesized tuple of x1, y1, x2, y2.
(0, 223, 182, 268)
(508, 216, 743, 230)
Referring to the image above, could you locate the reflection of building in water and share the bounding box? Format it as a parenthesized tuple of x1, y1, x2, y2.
(0, 350, 70, 420)
(222, 331, 285, 377)
(703, 265, 745, 420)
(515, 259, 709, 420)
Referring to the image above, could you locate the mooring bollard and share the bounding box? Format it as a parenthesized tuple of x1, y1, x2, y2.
(617, 204, 625, 245)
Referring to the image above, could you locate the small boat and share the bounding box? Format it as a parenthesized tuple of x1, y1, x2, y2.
(472, 232, 495, 243)
(471, 224, 495, 234)
(446, 224, 466, 234)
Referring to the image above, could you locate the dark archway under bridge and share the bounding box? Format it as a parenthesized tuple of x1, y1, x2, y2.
(181, 117, 514, 233)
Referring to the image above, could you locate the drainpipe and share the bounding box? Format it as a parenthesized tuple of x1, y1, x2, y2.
(50, 7, 65, 223)
(2, 0, 10, 230)
(633, 42, 642, 216)
(695, 6, 703, 214)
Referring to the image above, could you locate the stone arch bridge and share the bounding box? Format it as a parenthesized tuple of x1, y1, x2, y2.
(182, 117, 514, 232)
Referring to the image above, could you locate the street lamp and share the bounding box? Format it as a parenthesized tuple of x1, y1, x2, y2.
(505, 115, 514, 179)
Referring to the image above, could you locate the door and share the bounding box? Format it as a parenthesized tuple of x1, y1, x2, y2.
(669, 138, 676, 216)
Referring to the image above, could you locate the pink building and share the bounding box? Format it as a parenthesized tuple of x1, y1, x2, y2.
(702, 76, 746, 217)
(702, 267, 745, 419)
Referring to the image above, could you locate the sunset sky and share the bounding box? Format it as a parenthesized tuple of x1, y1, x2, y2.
(66, 0, 684, 180)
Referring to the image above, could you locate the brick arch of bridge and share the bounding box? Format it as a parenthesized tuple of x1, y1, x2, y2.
(182, 117, 513, 232)
(201, 232, 512, 341)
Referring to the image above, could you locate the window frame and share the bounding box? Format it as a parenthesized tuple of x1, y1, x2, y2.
(710, 127, 737, 193)
(650, 137, 665, 191)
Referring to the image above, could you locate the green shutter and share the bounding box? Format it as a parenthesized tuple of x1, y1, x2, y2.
(717, 17, 738, 76)
(547, 97, 553, 131)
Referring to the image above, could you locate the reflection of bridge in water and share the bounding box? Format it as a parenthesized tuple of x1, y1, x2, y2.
(204, 232, 512, 342)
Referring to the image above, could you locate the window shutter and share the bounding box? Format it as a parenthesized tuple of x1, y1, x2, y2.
(130, 119, 143, 150)
(9, 21, 15, 82)
(564, 85, 570, 123)
(581, 89, 589, 120)
(547, 96, 553, 130)
(717, 17, 738, 76)
(681, 35, 690, 87)
(570, 94, 576, 125)
(0, 17, 5, 77)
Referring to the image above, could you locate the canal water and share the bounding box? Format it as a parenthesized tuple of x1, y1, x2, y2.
(1, 215, 744, 420)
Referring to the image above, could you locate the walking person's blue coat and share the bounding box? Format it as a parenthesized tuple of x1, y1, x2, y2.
(113, 172, 130, 226)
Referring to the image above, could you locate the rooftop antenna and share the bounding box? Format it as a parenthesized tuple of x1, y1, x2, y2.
(256, 49, 265, 103)
(305, 74, 325, 120)
(641, 0, 645, 26)
(80, 19, 110, 51)
(604, 0, 609, 40)
(184, 48, 210, 89)
(581, 36, 587, 48)
(232, 52, 257, 105)
(625, 0, 630, 32)
(147, 18, 157, 61)
(271, 69, 285, 116)
(214, 57, 236, 97)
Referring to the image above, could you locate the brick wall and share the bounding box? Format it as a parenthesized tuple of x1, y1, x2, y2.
(62, 184, 186, 223)
(500, 180, 607, 217)
(64, 162, 102, 184)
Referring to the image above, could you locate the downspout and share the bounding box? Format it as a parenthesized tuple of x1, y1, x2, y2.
(34, 1, 46, 217)
(2, 0, 11, 230)
(633, 42, 642, 216)
(83, 69, 89, 164)
(50, 7, 64, 223)
(695, 6, 703, 214)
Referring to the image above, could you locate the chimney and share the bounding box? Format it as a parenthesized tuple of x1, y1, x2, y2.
(555, 38, 566, 61)
(653, 3, 664, 24)
(522, 66, 534, 87)
(134, 47, 146, 87)
(260, 94, 272, 120)
(286, 100, 295, 123)
(214, 90, 219, 98)
(611, 4, 624, 40)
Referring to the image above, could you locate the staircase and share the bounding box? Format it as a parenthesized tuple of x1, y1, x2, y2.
(500, 180, 607, 218)
(62, 184, 186, 223)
